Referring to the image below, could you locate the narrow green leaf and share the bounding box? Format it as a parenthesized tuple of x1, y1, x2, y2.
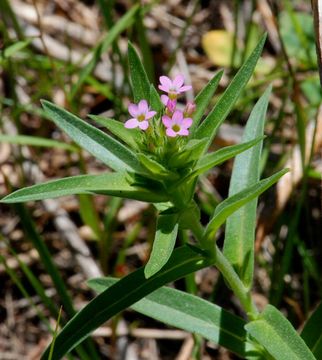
(0, 134, 78, 152)
(48, 307, 63, 360)
(189, 70, 224, 135)
(89, 278, 255, 358)
(138, 153, 178, 180)
(1, 172, 169, 204)
(168, 139, 208, 169)
(204, 169, 288, 239)
(193, 33, 267, 151)
(41, 100, 143, 173)
(12, 204, 75, 318)
(2, 39, 31, 58)
(129, 42, 150, 101)
(149, 84, 163, 112)
(223, 86, 272, 289)
(192, 136, 264, 178)
(245, 305, 316, 360)
(144, 212, 179, 278)
(41, 245, 212, 360)
(70, 5, 139, 98)
(6, 243, 58, 319)
(78, 194, 102, 239)
(89, 115, 140, 150)
(301, 302, 322, 359)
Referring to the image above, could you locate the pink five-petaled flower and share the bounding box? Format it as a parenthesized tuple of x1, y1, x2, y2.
(159, 74, 192, 103)
(162, 110, 193, 138)
(124, 100, 156, 130)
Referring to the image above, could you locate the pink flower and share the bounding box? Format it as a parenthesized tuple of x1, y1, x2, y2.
(162, 110, 193, 138)
(158, 74, 192, 100)
(124, 100, 156, 130)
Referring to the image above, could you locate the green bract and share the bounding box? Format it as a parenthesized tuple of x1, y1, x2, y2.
(1, 34, 311, 360)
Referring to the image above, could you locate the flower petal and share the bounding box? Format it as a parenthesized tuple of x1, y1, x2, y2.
(166, 128, 177, 137)
(138, 120, 149, 130)
(162, 115, 173, 128)
(128, 103, 139, 117)
(159, 76, 172, 90)
(178, 85, 192, 93)
(172, 110, 183, 123)
(145, 111, 157, 119)
(159, 85, 170, 92)
(125, 118, 139, 129)
(178, 128, 189, 136)
(138, 99, 148, 113)
(161, 94, 169, 105)
(173, 74, 184, 89)
(182, 117, 193, 128)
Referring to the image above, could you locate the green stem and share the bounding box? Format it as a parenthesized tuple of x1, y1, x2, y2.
(190, 219, 258, 319)
(214, 246, 258, 319)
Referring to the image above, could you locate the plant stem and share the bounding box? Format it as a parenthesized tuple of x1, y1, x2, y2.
(190, 219, 259, 319)
(214, 245, 258, 319)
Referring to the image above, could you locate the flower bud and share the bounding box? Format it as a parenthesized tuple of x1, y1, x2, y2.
(184, 101, 196, 117)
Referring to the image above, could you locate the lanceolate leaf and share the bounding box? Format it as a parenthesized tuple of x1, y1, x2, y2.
(128, 41, 150, 102)
(245, 305, 316, 360)
(41, 100, 143, 173)
(144, 212, 179, 278)
(41, 245, 213, 360)
(89, 278, 255, 358)
(190, 136, 264, 178)
(300, 302, 322, 359)
(89, 115, 140, 150)
(223, 86, 272, 289)
(168, 139, 208, 169)
(189, 70, 224, 135)
(1, 172, 169, 204)
(138, 153, 178, 180)
(128, 42, 162, 110)
(149, 84, 163, 112)
(193, 33, 267, 151)
(204, 169, 288, 239)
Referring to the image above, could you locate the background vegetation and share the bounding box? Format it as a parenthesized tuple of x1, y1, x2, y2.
(0, 0, 321, 358)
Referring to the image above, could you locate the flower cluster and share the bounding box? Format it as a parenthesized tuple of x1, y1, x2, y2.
(125, 75, 195, 138)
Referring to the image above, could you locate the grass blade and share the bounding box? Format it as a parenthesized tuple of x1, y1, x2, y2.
(0, 134, 78, 152)
(300, 302, 322, 358)
(70, 5, 139, 98)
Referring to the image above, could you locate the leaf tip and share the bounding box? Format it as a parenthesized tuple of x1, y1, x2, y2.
(144, 264, 157, 279)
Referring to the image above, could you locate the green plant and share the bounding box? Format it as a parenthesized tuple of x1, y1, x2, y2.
(1, 34, 319, 360)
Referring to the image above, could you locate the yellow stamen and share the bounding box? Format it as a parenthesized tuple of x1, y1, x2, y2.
(172, 124, 180, 132)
